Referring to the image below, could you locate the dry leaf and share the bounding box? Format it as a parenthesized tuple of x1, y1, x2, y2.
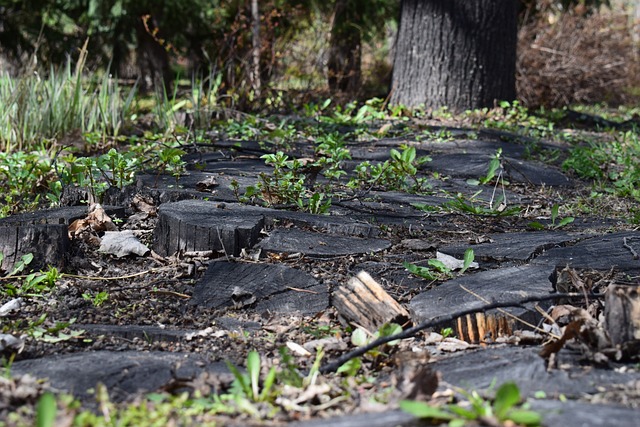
(99, 230, 150, 257)
(132, 195, 157, 215)
(436, 251, 479, 271)
(195, 176, 219, 192)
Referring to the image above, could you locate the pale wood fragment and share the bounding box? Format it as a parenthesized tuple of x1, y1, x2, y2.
(333, 271, 410, 333)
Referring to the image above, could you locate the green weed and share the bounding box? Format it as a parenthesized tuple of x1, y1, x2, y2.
(349, 145, 431, 193)
(1, 254, 60, 298)
(82, 291, 109, 307)
(563, 130, 640, 201)
(401, 382, 542, 427)
(0, 46, 136, 152)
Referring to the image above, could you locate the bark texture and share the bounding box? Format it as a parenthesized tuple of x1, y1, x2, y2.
(391, 0, 517, 111)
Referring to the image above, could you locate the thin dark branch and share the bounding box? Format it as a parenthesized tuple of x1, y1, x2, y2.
(319, 292, 605, 374)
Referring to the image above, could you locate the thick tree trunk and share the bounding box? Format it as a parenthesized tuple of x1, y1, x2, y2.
(327, 0, 362, 94)
(391, 0, 517, 111)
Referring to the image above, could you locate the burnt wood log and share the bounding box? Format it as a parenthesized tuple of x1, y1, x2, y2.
(192, 261, 328, 315)
(333, 271, 410, 333)
(258, 229, 390, 258)
(533, 231, 640, 275)
(409, 265, 554, 343)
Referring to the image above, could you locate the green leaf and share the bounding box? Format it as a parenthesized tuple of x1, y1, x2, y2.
(403, 261, 437, 280)
(378, 323, 402, 345)
(36, 392, 57, 427)
(246, 350, 261, 401)
(399, 400, 456, 420)
(259, 367, 277, 402)
(494, 382, 521, 420)
(225, 361, 251, 398)
(506, 409, 542, 426)
(460, 248, 475, 274)
(336, 357, 361, 376)
(449, 419, 467, 427)
(402, 146, 416, 163)
(428, 259, 450, 273)
(551, 204, 559, 225)
(528, 221, 545, 230)
(556, 217, 574, 228)
(351, 328, 369, 347)
(447, 404, 479, 420)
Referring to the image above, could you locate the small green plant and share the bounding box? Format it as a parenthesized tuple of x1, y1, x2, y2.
(401, 382, 542, 427)
(416, 193, 521, 217)
(404, 249, 474, 280)
(20, 314, 85, 343)
(299, 191, 331, 215)
(349, 145, 431, 193)
(1, 254, 60, 298)
(480, 148, 503, 185)
(257, 151, 306, 206)
(563, 131, 640, 201)
(460, 248, 475, 274)
(528, 203, 575, 230)
(477, 101, 555, 140)
(157, 146, 187, 182)
(302, 323, 341, 339)
(417, 128, 455, 142)
(314, 132, 351, 182)
(338, 323, 403, 376)
(226, 350, 277, 404)
(82, 291, 109, 307)
(1, 353, 16, 379)
(440, 327, 454, 338)
(403, 260, 452, 281)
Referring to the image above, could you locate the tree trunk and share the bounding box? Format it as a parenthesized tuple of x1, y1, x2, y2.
(391, 0, 517, 111)
(327, 0, 362, 94)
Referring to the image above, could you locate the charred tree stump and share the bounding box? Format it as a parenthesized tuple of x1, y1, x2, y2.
(333, 271, 410, 332)
(605, 284, 640, 359)
(0, 224, 69, 273)
(153, 201, 264, 257)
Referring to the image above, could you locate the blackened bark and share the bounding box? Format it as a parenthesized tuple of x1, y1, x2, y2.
(327, 0, 362, 94)
(391, 0, 517, 111)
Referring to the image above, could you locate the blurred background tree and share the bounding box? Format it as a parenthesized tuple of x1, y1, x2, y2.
(0, 0, 637, 109)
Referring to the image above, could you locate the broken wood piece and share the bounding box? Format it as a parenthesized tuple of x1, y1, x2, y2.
(605, 284, 640, 359)
(333, 271, 410, 333)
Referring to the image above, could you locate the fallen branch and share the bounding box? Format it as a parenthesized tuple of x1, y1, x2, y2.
(319, 292, 605, 374)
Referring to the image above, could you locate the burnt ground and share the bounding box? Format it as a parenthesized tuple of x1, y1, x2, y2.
(1, 119, 639, 426)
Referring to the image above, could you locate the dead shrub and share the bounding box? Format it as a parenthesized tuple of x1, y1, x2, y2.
(517, 12, 640, 107)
